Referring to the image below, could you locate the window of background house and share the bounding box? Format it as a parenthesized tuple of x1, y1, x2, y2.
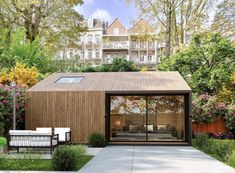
(87, 34, 93, 43)
(95, 34, 100, 44)
(148, 53, 152, 62)
(140, 54, 144, 62)
(88, 49, 92, 58)
(96, 49, 100, 58)
(114, 28, 119, 35)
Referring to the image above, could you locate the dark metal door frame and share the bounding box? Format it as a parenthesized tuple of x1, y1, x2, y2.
(105, 92, 192, 144)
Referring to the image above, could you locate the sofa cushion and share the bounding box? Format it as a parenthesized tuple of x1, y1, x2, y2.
(36, 127, 52, 134)
(158, 125, 168, 131)
(30, 131, 52, 136)
(9, 130, 33, 136)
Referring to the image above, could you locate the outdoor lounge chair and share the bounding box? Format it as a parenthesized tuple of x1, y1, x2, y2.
(54, 127, 71, 144)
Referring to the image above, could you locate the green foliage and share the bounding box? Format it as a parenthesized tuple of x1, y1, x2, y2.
(159, 33, 235, 94)
(192, 93, 235, 132)
(52, 145, 83, 171)
(193, 134, 210, 149)
(80, 65, 97, 72)
(224, 105, 235, 133)
(98, 57, 139, 72)
(0, 148, 92, 171)
(88, 132, 106, 147)
(0, 137, 7, 146)
(228, 150, 235, 168)
(193, 135, 235, 163)
(0, 84, 26, 136)
(192, 93, 227, 123)
(0, 30, 55, 74)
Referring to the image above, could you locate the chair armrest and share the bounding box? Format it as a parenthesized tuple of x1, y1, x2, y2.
(65, 131, 71, 142)
(52, 134, 59, 145)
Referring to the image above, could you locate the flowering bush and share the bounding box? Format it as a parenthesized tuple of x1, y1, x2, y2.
(192, 93, 226, 122)
(0, 62, 39, 87)
(0, 84, 26, 136)
(192, 93, 235, 133)
(225, 105, 235, 133)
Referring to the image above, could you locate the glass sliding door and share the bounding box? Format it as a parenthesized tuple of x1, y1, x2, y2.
(110, 96, 146, 141)
(109, 95, 185, 142)
(147, 96, 185, 141)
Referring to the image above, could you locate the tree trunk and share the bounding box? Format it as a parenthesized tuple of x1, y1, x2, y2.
(180, 4, 184, 44)
(173, 10, 179, 48)
(165, 4, 172, 57)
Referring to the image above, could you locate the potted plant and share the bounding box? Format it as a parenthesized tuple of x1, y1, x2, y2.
(0, 137, 7, 153)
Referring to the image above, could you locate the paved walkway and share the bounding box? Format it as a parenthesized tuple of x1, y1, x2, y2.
(78, 146, 235, 173)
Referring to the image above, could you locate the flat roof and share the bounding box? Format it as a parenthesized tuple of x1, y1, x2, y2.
(28, 72, 191, 92)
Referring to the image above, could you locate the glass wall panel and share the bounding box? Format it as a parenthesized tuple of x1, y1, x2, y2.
(109, 95, 185, 142)
(110, 96, 146, 141)
(147, 96, 185, 141)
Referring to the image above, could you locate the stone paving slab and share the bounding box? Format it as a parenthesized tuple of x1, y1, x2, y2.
(78, 146, 235, 173)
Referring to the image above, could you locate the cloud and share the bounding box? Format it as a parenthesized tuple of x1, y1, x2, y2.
(91, 9, 112, 22)
(84, 0, 94, 5)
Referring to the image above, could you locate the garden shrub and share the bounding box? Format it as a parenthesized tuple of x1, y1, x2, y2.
(228, 150, 235, 168)
(193, 135, 235, 163)
(88, 132, 106, 147)
(194, 134, 210, 149)
(0, 137, 7, 146)
(211, 140, 235, 162)
(70, 145, 86, 157)
(52, 146, 78, 171)
(0, 62, 39, 87)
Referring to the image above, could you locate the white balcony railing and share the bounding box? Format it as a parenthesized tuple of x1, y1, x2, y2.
(103, 41, 129, 49)
(131, 42, 157, 49)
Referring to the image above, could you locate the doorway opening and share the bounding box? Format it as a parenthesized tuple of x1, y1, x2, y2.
(108, 95, 185, 142)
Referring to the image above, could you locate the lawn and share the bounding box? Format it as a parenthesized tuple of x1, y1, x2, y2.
(192, 135, 235, 169)
(0, 155, 93, 171)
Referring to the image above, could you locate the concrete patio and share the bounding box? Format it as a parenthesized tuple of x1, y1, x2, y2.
(78, 146, 235, 173)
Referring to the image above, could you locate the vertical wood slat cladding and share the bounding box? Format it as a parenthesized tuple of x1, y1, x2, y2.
(25, 91, 105, 143)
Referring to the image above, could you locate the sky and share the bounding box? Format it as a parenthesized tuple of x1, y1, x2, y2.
(74, 0, 138, 28)
(74, 0, 221, 29)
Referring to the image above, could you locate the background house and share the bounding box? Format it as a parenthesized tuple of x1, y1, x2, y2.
(56, 18, 165, 70)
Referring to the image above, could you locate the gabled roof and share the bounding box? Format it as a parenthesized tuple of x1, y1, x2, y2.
(105, 18, 128, 35)
(28, 72, 191, 92)
(130, 19, 155, 34)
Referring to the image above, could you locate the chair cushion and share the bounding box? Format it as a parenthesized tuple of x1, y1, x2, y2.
(144, 125, 154, 132)
(54, 128, 70, 142)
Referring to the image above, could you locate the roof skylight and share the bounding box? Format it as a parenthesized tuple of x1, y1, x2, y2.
(56, 76, 84, 84)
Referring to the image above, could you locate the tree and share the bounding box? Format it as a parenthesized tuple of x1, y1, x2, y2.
(211, 0, 235, 42)
(128, 0, 210, 56)
(158, 33, 235, 94)
(98, 57, 139, 72)
(0, 0, 86, 51)
(0, 29, 55, 74)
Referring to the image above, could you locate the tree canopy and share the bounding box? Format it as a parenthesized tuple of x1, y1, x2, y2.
(158, 33, 235, 94)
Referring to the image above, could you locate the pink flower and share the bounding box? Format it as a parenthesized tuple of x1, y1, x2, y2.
(2, 100, 9, 104)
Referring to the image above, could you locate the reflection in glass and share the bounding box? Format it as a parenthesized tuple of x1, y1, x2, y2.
(110, 95, 185, 142)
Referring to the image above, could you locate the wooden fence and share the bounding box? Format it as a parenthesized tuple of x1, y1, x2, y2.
(192, 119, 227, 134)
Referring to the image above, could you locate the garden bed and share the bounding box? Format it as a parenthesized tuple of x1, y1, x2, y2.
(0, 155, 93, 171)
